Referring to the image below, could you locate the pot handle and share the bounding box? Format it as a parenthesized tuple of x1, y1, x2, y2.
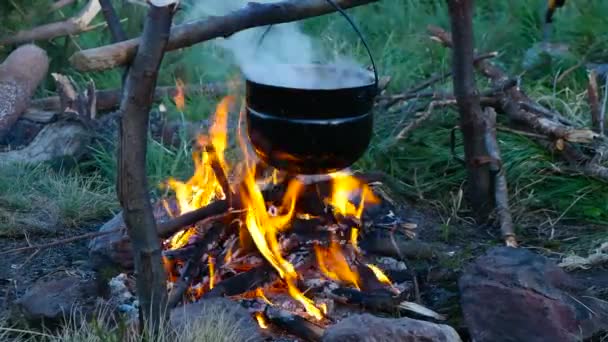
(256, 0, 379, 90)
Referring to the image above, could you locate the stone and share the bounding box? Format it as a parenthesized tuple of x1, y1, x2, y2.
(170, 297, 263, 342)
(13, 276, 98, 328)
(459, 246, 608, 342)
(322, 314, 462, 342)
(89, 201, 172, 271)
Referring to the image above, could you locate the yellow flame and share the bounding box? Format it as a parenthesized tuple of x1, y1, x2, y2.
(350, 227, 359, 252)
(255, 312, 268, 329)
(319, 303, 328, 315)
(327, 172, 379, 219)
(256, 288, 273, 305)
(240, 165, 323, 320)
(209, 256, 216, 289)
(366, 264, 393, 286)
(314, 240, 360, 290)
(174, 78, 185, 111)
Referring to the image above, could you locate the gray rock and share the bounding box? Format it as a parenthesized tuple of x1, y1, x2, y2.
(13, 276, 98, 328)
(322, 313, 462, 342)
(170, 297, 263, 342)
(459, 246, 608, 342)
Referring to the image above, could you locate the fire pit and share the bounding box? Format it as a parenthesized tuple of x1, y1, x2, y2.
(156, 94, 441, 338)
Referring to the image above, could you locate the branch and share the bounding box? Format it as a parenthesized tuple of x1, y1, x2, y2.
(447, 0, 494, 222)
(49, 0, 76, 13)
(99, 0, 127, 42)
(69, 0, 379, 71)
(0, 0, 101, 45)
(26, 82, 227, 120)
(117, 0, 177, 330)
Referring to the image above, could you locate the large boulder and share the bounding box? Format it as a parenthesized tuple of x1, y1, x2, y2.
(459, 246, 608, 342)
(322, 313, 462, 342)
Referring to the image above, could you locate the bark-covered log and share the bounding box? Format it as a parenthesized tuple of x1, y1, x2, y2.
(117, 0, 177, 331)
(0, 0, 101, 46)
(0, 45, 49, 140)
(26, 82, 227, 121)
(69, 0, 379, 72)
(99, 0, 126, 42)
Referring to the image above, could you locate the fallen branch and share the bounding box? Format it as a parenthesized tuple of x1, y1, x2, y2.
(49, 0, 76, 13)
(25, 82, 227, 122)
(0, 0, 101, 46)
(69, 0, 379, 71)
(394, 100, 457, 141)
(99, 0, 126, 42)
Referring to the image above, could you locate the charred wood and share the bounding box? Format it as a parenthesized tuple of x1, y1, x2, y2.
(360, 230, 435, 260)
(204, 264, 276, 298)
(265, 307, 325, 342)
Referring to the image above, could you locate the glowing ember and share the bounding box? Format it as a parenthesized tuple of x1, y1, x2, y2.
(255, 312, 268, 329)
(256, 288, 273, 305)
(366, 263, 393, 286)
(350, 227, 360, 252)
(173, 78, 186, 111)
(314, 240, 360, 290)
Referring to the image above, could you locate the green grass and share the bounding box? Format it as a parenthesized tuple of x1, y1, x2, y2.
(0, 163, 117, 236)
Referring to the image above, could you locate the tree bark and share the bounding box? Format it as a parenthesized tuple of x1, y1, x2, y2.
(447, 0, 493, 222)
(0, 44, 49, 140)
(118, 0, 177, 332)
(69, 0, 379, 72)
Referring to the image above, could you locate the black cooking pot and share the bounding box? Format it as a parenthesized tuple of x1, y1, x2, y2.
(245, 1, 379, 174)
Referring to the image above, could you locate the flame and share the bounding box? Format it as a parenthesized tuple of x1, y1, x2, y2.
(240, 165, 323, 320)
(350, 227, 359, 252)
(255, 312, 268, 329)
(366, 264, 393, 287)
(319, 303, 328, 315)
(327, 172, 379, 219)
(256, 288, 273, 305)
(314, 240, 360, 290)
(209, 256, 216, 289)
(174, 78, 185, 111)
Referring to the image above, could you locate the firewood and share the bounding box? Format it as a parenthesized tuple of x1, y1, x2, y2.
(69, 0, 380, 72)
(204, 264, 276, 298)
(25, 82, 227, 121)
(0, 0, 101, 46)
(265, 307, 326, 342)
(0, 45, 49, 140)
(360, 230, 436, 260)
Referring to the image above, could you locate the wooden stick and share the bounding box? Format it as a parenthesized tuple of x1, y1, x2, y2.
(395, 100, 457, 141)
(0, 0, 101, 46)
(447, 0, 494, 222)
(69, 0, 379, 71)
(99, 0, 127, 42)
(117, 0, 177, 329)
(49, 0, 76, 13)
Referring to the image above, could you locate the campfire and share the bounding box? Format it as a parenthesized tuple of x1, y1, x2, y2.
(158, 89, 431, 334)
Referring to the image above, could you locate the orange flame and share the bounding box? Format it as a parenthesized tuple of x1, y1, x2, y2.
(240, 166, 323, 320)
(350, 227, 359, 252)
(174, 78, 185, 111)
(255, 312, 268, 329)
(256, 288, 273, 305)
(366, 264, 393, 287)
(314, 240, 360, 290)
(327, 171, 379, 219)
(209, 256, 216, 289)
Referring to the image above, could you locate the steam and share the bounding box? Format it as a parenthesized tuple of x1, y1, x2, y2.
(182, 0, 374, 89)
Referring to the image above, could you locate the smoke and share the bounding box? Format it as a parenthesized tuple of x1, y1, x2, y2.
(182, 0, 373, 89)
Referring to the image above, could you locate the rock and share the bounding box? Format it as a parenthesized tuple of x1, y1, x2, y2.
(459, 247, 608, 342)
(170, 297, 263, 342)
(13, 276, 98, 328)
(89, 201, 172, 271)
(322, 314, 462, 342)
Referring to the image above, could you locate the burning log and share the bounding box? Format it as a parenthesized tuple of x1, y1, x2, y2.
(117, 0, 178, 329)
(0, 0, 101, 46)
(265, 307, 326, 342)
(0, 45, 49, 140)
(204, 264, 277, 298)
(69, 0, 380, 72)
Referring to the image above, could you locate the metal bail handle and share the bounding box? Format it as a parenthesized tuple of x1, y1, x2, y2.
(255, 0, 379, 90)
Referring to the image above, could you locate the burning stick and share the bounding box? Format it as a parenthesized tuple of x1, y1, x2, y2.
(204, 264, 277, 298)
(265, 307, 326, 342)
